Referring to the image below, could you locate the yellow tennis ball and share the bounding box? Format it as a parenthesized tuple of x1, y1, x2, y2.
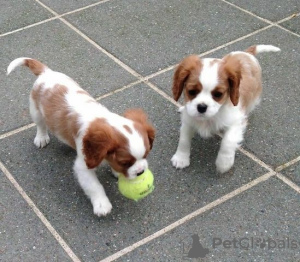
(118, 169, 154, 201)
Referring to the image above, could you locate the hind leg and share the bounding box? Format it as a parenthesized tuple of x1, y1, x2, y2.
(30, 96, 50, 148)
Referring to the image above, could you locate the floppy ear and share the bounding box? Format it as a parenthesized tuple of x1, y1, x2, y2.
(82, 119, 116, 169)
(124, 109, 156, 149)
(223, 57, 242, 106)
(173, 55, 201, 101)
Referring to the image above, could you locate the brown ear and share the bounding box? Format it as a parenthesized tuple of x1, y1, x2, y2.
(82, 119, 116, 169)
(173, 55, 201, 101)
(223, 57, 242, 106)
(124, 109, 156, 149)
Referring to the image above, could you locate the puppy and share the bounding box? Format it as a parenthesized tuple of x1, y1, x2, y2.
(7, 58, 155, 216)
(171, 45, 280, 173)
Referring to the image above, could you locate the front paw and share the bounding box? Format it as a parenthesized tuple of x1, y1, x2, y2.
(215, 152, 235, 173)
(34, 135, 50, 148)
(171, 153, 190, 169)
(92, 197, 112, 217)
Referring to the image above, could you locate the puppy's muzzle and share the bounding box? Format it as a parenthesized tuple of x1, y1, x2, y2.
(197, 104, 207, 113)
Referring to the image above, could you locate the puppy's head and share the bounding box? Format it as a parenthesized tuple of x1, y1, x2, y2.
(172, 55, 241, 119)
(82, 109, 155, 179)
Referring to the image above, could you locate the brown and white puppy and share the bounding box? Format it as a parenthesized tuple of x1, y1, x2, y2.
(7, 58, 155, 216)
(171, 45, 280, 173)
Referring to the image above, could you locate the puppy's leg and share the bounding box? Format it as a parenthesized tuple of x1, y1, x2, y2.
(171, 122, 194, 169)
(29, 96, 50, 148)
(215, 123, 246, 173)
(74, 157, 112, 217)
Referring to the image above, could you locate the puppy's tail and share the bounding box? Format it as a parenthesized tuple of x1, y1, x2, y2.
(7, 57, 48, 76)
(245, 45, 281, 56)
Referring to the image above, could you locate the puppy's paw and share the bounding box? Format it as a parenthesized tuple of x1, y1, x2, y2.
(171, 153, 190, 169)
(92, 197, 112, 217)
(216, 153, 235, 173)
(34, 135, 50, 148)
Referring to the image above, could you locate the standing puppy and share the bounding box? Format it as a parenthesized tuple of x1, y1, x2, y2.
(7, 58, 155, 216)
(171, 45, 280, 173)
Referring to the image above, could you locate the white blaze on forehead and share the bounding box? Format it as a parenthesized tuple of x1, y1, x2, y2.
(106, 115, 146, 159)
(199, 59, 220, 91)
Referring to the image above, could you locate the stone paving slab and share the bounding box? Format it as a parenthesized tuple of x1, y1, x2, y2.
(0, 0, 53, 35)
(280, 15, 300, 35)
(116, 177, 300, 261)
(0, 171, 72, 262)
(281, 162, 300, 187)
(0, 19, 136, 135)
(226, 0, 299, 22)
(0, 84, 268, 261)
(40, 0, 102, 14)
(151, 26, 300, 168)
(65, 0, 267, 76)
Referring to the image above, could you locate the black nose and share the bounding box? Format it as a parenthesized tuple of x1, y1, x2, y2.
(197, 104, 207, 113)
(137, 171, 144, 176)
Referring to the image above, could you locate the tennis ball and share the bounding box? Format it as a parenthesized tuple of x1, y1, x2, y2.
(118, 169, 154, 201)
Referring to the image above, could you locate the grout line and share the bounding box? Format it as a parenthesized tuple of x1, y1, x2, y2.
(144, 80, 181, 108)
(0, 161, 81, 262)
(220, 0, 274, 25)
(238, 147, 274, 172)
(145, 24, 273, 81)
(100, 171, 275, 262)
(35, 0, 59, 15)
(276, 12, 300, 24)
(0, 123, 36, 141)
(0, 0, 112, 39)
(276, 173, 300, 194)
(275, 156, 300, 172)
(56, 0, 112, 17)
(58, 17, 142, 79)
(275, 24, 300, 38)
(95, 80, 142, 101)
(0, 17, 58, 38)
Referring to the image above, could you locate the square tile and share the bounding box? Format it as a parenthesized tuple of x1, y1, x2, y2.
(280, 15, 300, 35)
(65, 0, 267, 76)
(117, 177, 300, 261)
(0, 171, 72, 262)
(40, 0, 102, 14)
(151, 26, 300, 168)
(0, 0, 53, 35)
(0, 84, 268, 261)
(226, 0, 299, 22)
(280, 161, 300, 187)
(0, 19, 136, 135)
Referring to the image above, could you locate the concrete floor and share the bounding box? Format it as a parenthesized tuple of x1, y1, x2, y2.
(0, 0, 299, 261)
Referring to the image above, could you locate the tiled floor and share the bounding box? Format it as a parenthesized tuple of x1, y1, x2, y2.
(0, 1, 299, 261)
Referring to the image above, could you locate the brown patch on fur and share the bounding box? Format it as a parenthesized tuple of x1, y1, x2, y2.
(38, 85, 80, 148)
(211, 85, 229, 104)
(82, 118, 136, 174)
(244, 45, 256, 55)
(106, 148, 136, 176)
(123, 125, 133, 134)
(183, 76, 202, 102)
(173, 55, 202, 101)
(123, 109, 155, 151)
(25, 59, 46, 76)
(220, 53, 262, 109)
(31, 83, 44, 110)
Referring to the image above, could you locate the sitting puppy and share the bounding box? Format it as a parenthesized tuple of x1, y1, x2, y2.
(171, 45, 280, 173)
(7, 58, 155, 216)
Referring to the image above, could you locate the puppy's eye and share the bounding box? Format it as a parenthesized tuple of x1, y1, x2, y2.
(119, 161, 131, 168)
(188, 90, 197, 96)
(212, 91, 223, 99)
